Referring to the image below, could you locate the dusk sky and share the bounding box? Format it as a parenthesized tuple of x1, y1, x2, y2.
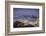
(13, 8, 39, 17)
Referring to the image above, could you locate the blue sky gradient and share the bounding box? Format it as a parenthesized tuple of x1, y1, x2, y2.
(13, 8, 39, 19)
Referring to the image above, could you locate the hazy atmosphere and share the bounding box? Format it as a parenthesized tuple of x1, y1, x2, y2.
(13, 8, 39, 28)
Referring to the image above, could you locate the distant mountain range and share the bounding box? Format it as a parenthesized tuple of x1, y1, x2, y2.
(13, 15, 39, 20)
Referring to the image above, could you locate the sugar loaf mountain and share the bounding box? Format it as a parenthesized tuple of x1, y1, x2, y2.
(13, 15, 39, 28)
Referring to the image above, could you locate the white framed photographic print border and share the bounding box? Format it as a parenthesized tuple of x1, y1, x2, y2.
(10, 5, 42, 32)
(5, 1, 45, 36)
